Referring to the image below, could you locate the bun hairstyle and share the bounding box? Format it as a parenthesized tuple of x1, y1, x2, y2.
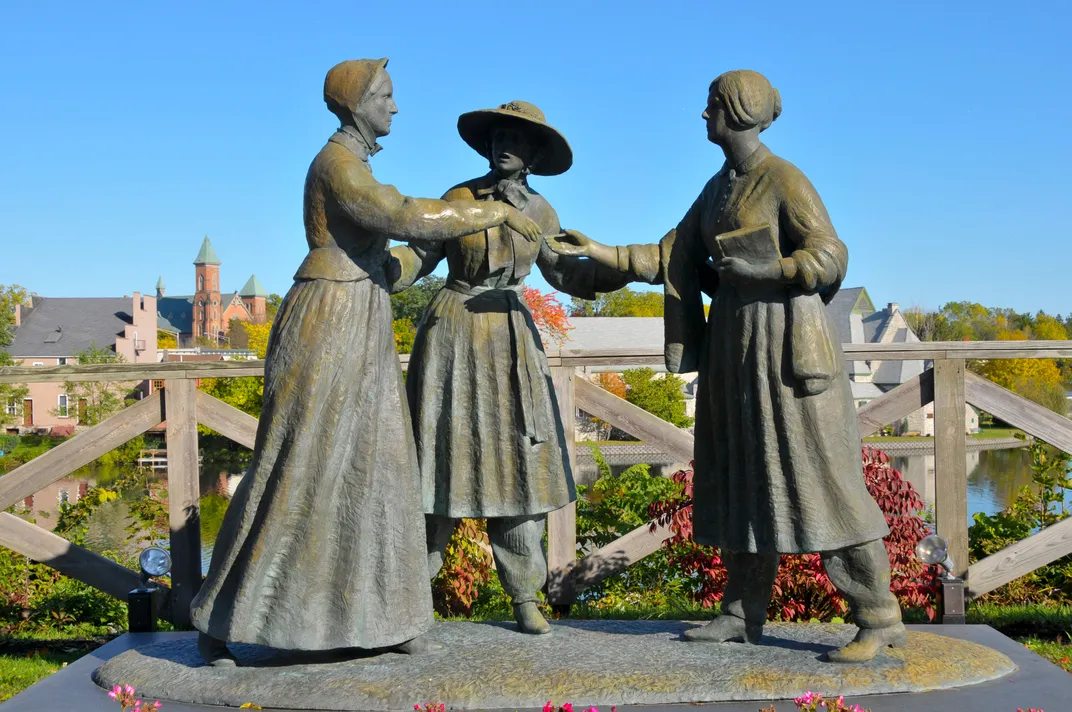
(710, 70, 782, 133)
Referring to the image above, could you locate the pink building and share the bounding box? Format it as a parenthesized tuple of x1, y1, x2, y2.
(5, 293, 159, 432)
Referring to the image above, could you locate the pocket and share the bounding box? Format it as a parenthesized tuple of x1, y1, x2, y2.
(789, 294, 837, 395)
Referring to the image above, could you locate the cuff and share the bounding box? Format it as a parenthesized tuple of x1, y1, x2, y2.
(616, 245, 631, 272)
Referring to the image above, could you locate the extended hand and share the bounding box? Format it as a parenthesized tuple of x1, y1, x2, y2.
(715, 257, 782, 284)
(547, 229, 591, 257)
(505, 208, 543, 242)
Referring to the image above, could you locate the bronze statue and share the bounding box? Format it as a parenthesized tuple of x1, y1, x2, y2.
(190, 59, 542, 665)
(549, 70, 904, 663)
(392, 101, 630, 634)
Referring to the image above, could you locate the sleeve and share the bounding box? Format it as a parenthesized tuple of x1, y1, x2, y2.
(776, 170, 847, 296)
(330, 164, 510, 243)
(386, 241, 445, 294)
(660, 191, 708, 373)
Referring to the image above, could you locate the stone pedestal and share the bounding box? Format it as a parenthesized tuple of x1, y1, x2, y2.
(92, 621, 1015, 711)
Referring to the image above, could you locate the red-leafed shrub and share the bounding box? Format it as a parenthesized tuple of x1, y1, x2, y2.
(647, 447, 939, 621)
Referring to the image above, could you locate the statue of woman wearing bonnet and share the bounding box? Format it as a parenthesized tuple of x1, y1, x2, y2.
(549, 70, 904, 662)
(189, 59, 542, 665)
(393, 100, 632, 635)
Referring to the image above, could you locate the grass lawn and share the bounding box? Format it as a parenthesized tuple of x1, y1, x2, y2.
(863, 428, 1026, 443)
(0, 644, 97, 703)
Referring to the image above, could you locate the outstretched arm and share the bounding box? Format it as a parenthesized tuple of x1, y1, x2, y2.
(329, 163, 541, 243)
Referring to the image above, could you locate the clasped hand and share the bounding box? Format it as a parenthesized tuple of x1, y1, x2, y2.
(546, 229, 590, 257)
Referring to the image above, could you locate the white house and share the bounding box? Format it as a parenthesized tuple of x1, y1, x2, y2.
(826, 287, 979, 436)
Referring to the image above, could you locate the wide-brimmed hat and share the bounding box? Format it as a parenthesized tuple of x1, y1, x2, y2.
(457, 101, 573, 176)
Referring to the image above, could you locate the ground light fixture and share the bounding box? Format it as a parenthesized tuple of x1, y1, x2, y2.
(128, 546, 172, 632)
(915, 534, 965, 624)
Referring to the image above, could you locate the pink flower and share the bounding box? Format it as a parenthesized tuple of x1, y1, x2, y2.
(109, 688, 119, 700)
(125, 685, 135, 695)
(562, 703, 574, 712)
(544, 702, 554, 712)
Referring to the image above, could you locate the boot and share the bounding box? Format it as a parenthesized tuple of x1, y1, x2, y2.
(827, 622, 907, 663)
(513, 602, 551, 635)
(197, 632, 238, 667)
(683, 613, 763, 644)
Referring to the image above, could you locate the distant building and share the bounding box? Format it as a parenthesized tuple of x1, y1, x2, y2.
(156, 236, 268, 347)
(827, 287, 978, 436)
(6, 293, 158, 432)
(562, 288, 979, 438)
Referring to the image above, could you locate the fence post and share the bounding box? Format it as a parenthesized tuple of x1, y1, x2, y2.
(164, 379, 202, 627)
(934, 359, 969, 581)
(547, 365, 577, 605)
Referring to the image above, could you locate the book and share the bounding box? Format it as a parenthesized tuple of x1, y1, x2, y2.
(705, 223, 781, 301)
(709, 223, 780, 265)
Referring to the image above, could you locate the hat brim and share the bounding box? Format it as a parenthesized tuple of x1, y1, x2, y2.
(457, 109, 573, 176)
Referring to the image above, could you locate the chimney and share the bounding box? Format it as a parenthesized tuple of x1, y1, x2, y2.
(14, 303, 21, 327)
(887, 302, 899, 315)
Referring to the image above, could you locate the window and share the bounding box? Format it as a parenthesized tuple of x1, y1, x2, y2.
(199, 275, 205, 290)
(5, 400, 16, 417)
(57, 394, 69, 418)
(58, 357, 67, 365)
(58, 489, 69, 505)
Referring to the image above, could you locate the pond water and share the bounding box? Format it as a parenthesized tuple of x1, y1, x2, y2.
(893, 447, 1072, 523)
(16, 444, 1067, 574)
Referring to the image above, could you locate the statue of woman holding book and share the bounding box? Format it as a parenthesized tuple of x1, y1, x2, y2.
(549, 69, 903, 662)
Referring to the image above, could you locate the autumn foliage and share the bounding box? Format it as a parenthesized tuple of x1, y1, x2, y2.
(647, 447, 939, 621)
(522, 286, 571, 345)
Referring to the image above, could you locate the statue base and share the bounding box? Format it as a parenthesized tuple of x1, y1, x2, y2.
(91, 621, 1015, 710)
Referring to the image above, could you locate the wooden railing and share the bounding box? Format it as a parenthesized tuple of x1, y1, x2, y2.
(2, 340, 1072, 624)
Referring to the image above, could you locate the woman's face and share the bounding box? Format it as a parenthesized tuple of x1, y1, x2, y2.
(702, 87, 729, 146)
(490, 125, 535, 176)
(357, 72, 398, 138)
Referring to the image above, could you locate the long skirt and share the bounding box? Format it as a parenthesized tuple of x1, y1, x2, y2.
(692, 290, 889, 554)
(190, 276, 432, 651)
(406, 284, 574, 519)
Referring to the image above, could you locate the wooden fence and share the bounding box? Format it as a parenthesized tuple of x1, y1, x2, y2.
(2, 340, 1072, 625)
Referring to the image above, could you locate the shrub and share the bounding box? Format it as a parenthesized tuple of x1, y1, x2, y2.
(647, 447, 939, 621)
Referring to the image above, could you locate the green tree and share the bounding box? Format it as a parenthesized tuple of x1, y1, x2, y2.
(0, 284, 30, 347)
(622, 367, 694, 430)
(391, 275, 445, 323)
(0, 351, 28, 429)
(569, 287, 663, 317)
(227, 318, 250, 349)
(61, 344, 134, 425)
(266, 293, 283, 321)
(394, 318, 417, 354)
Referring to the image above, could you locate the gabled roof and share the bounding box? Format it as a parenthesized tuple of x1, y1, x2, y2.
(826, 287, 875, 345)
(562, 317, 665, 353)
(157, 295, 194, 334)
(7, 297, 133, 358)
(194, 236, 221, 266)
(239, 274, 268, 298)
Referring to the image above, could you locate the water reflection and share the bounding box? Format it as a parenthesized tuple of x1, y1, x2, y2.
(893, 447, 1072, 525)
(17, 461, 242, 575)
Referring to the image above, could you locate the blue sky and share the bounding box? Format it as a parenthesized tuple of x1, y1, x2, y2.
(1, 1, 1069, 315)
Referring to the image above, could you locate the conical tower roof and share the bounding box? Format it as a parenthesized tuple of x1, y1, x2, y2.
(194, 236, 221, 265)
(155, 276, 165, 290)
(239, 274, 268, 298)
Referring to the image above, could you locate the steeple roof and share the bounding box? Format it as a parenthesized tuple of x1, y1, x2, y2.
(155, 276, 165, 290)
(193, 236, 221, 265)
(240, 274, 268, 298)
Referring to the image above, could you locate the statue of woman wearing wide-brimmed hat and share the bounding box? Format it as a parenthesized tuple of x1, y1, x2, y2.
(393, 100, 630, 634)
(189, 59, 542, 665)
(548, 70, 904, 662)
